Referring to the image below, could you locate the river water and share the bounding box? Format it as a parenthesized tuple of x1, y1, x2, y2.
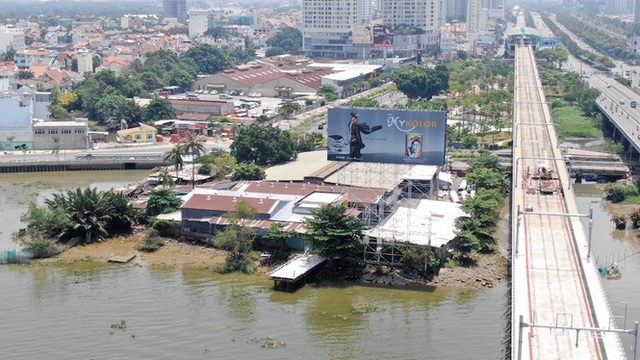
(0, 172, 637, 359)
(0, 171, 507, 360)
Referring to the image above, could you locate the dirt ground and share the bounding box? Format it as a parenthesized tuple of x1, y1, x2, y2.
(59, 234, 232, 270)
(426, 253, 509, 289)
(58, 232, 510, 290)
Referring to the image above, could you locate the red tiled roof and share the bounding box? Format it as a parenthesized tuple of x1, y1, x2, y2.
(219, 65, 287, 87)
(182, 193, 279, 215)
(0, 61, 17, 72)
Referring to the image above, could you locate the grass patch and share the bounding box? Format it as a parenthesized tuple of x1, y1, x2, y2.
(620, 195, 640, 204)
(134, 229, 165, 252)
(444, 258, 459, 268)
(552, 106, 602, 138)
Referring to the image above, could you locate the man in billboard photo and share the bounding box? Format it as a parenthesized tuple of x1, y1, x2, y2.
(349, 112, 383, 160)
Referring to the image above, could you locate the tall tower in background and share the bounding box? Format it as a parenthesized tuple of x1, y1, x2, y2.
(362, 0, 373, 22)
(163, 0, 188, 24)
(302, 0, 362, 57)
(381, 0, 441, 46)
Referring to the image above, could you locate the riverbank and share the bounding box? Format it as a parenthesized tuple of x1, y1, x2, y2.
(53, 234, 509, 290)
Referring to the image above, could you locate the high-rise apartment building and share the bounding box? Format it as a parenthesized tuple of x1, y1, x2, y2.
(189, 9, 210, 38)
(381, 0, 442, 47)
(163, 0, 188, 24)
(467, 0, 503, 33)
(445, 0, 467, 21)
(302, 0, 363, 58)
(363, 0, 373, 22)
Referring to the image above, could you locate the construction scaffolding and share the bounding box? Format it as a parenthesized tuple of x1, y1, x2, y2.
(325, 161, 448, 267)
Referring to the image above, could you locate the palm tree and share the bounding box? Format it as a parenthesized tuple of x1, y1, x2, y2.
(45, 188, 133, 244)
(181, 131, 206, 189)
(163, 144, 184, 179)
(51, 137, 61, 159)
(157, 167, 175, 188)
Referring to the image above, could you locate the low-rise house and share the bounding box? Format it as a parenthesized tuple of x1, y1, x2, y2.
(116, 123, 157, 143)
(33, 120, 88, 150)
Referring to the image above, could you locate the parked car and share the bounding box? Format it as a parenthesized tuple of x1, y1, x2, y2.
(219, 94, 234, 100)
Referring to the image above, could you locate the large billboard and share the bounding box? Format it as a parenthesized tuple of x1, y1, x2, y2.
(373, 25, 394, 48)
(327, 108, 446, 166)
(352, 24, 373, 45)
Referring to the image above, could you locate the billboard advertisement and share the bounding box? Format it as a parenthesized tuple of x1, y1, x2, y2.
(373, 25, 394, 48)
(352, 24, 373, 45)
(327, 108, 446, 166)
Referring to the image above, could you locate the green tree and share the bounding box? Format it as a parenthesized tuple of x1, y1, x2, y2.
(293, 132, 323, 152)
(145, 98, 176, 121)
(180, 44, 235, 75)
(265, 26, 303, 54)
(215, 201, 258, 274)
(263, 222, 294, 261)
(134, 228, 166, 252)
(393, 65, 449, 100)
(42, 188, 135, 244)
(230, 125, 297, 165)
(17, 70, 34, 79)
(50, 104, 72, 120)
(466, 150, 508, 193)
(231, 163, 266, 181)
(181, 132, 206, 188)
(163, 144, 184, 178)
(454, 188, 503, 254)
(168, 68, 194, 89)
(156, 167, 175, 187)
(317, 84, 338, 101)
(303, 204, 367, 262)
(344, 97, 379, 108)
(1, 46, 16, 61)
(51, 137, 61, 159)
(146, 187, 183, 217)
(277, 99, 301, 119)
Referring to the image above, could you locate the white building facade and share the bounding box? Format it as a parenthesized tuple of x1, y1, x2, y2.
(302, 0, 363, 58)
(189, 9, 210, 38)
(0, 25, 25, 54)
(381, 0, 442, 48)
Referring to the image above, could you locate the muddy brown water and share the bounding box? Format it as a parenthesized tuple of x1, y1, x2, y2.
(2, 172, 637, 359)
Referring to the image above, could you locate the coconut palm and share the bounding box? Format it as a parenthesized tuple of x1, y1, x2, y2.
(156, 166, 175, 188)
(181, 131, 206, 189)
(51, 136, 61, 159)
(45, 188, 134, 244)
(163, 144, 184, 179)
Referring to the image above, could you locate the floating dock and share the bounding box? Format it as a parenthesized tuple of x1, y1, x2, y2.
(108, 254, 137, 263)
(269, 255, 327, 292)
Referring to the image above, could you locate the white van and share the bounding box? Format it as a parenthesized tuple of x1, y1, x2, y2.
(186, 93, 199, 100)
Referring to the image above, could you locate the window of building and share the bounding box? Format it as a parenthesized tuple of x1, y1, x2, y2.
(35, 129, 45, 135)
(48, 129, 58, 135)
(61, 129, 72, 134)
(135, 134, 141, 140)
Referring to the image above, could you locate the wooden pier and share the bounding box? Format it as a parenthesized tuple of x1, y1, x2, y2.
(270, 255, 327, 292)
